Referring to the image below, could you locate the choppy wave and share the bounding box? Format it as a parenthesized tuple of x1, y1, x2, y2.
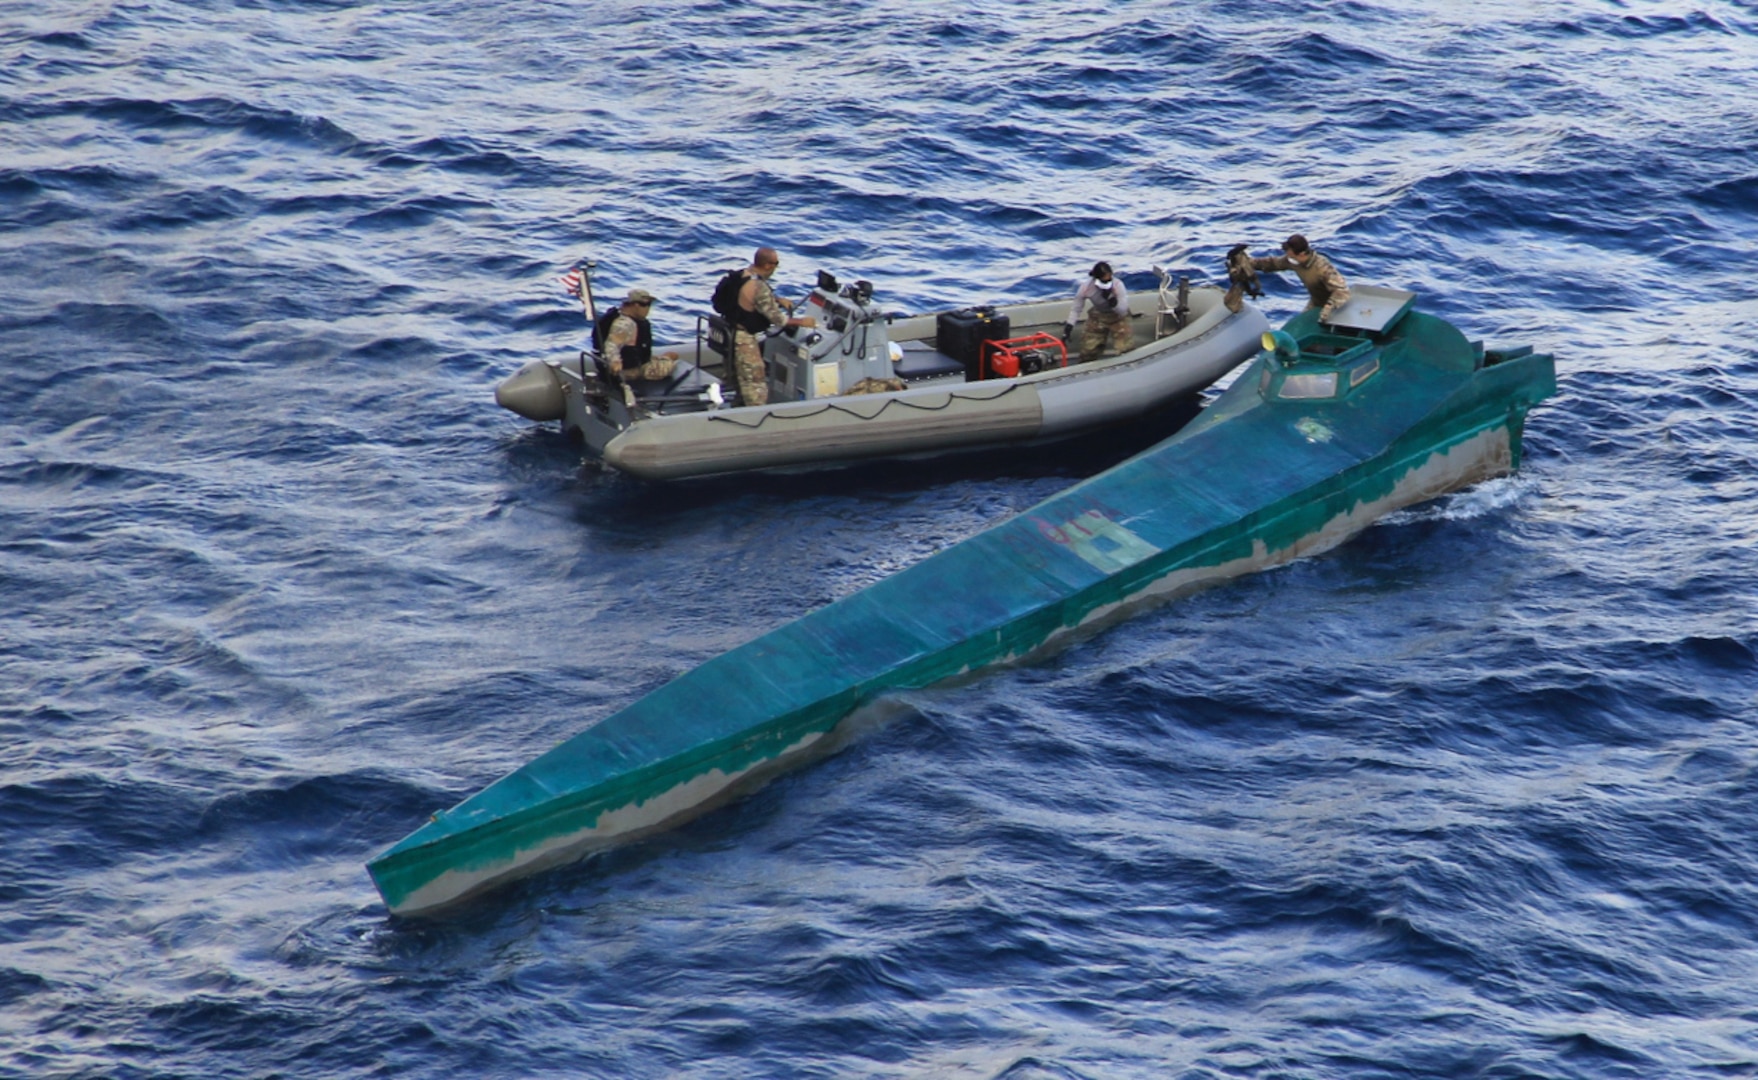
(3, 0, 1757, 1077)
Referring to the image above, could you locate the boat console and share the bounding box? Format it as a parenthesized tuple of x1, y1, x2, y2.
(762, 274, 896, 401)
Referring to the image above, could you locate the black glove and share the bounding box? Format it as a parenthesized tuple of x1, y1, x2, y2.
(1060, 322, 1073, 343)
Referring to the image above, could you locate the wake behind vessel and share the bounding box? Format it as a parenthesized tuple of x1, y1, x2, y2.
(373, 285, 1555, 916)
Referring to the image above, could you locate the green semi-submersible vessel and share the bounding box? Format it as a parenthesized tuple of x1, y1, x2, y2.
(369, 285, 1556, 916)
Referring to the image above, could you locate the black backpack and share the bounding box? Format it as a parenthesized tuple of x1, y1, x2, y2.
(710, 269, 745, 322)
(590, 306, 620, 353)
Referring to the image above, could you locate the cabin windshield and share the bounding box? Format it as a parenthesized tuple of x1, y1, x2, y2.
(1280, 372, 1339, 399)
(1258, 335, 1381, 403)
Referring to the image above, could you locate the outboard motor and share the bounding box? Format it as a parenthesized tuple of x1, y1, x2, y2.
(763, 272, 896, 400)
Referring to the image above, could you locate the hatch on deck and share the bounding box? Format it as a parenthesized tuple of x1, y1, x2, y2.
(1292, 332, 1373, 364)
(1324, 285, 1416, 335)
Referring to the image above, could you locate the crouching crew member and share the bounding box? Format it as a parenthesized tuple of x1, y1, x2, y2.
(1247, 234, 1352, 323)
(1063, 261, 1134, 364)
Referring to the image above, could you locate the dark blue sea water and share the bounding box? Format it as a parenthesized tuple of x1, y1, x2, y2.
(5, 2, 1757, 1076)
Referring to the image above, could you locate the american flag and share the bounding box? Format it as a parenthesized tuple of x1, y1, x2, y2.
(558, 266, 582, 298)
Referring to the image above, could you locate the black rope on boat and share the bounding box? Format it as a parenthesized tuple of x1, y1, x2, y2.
(697, 298, 1242, 431)
(704, 381, 1023, 430)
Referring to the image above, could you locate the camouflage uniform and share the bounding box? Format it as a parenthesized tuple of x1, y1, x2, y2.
(1250, 250, 1352, 322)
(604, 315, 677, 382)
(732, 276, 788, 406)
(1079, 311, 1134, 364)
(846, 376, 907, 395)
(1068, 277, 1135, 363)
(731, 331, 766, 407)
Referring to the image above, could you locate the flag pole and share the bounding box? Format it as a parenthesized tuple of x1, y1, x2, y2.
(579, 259, 598, 324)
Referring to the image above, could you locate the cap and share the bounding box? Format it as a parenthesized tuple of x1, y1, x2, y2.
(624, 288, 656, 305)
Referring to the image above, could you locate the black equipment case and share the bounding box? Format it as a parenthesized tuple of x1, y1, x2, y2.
(936, 306, 1013, 381)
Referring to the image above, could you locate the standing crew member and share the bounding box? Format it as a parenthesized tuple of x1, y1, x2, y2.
(1062, 261, 1134, 364)
(716, 247, 816, 407)
(1245, 234, 1352, 323)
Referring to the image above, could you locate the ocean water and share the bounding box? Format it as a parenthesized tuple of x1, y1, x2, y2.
(3, 1, 1757, 1076)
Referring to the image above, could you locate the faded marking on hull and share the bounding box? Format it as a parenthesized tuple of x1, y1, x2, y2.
(388, 728, 827, 915)
(1037, 511, 1160, 574)
(1059, 424, 1514, 642)
(972, 422, 1516, 674)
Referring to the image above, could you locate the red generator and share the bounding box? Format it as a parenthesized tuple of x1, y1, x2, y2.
(980, 332, 1068, 379)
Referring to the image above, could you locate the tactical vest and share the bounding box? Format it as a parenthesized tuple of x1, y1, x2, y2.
(713, 270, 774, 336)
(592, 306, 652, 371)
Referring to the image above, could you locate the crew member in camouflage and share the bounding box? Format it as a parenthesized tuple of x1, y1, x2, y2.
(731, 248, 816, 407)
(603, 288, 678, 382)
(1062, 261, 1134, 364)
(1247, 234, 1353, 322)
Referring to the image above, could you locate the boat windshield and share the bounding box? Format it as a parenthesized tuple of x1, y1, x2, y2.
(1279, 372, 1339, 399)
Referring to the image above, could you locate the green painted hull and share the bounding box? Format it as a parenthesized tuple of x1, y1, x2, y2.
(368, 295, 1555, 916)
